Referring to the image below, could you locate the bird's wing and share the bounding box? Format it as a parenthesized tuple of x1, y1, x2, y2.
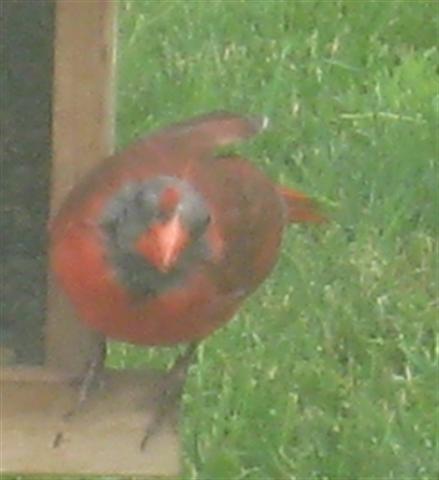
(147, 112, 267, 159)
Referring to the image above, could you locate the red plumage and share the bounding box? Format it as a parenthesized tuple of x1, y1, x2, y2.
(50, 112, 324, 346)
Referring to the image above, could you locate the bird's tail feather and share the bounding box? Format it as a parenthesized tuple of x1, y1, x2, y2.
(278, 186, 326, 224)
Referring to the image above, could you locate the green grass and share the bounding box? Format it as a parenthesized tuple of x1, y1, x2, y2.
(5, 3, 436, 480)
(33, 1, 437, 479)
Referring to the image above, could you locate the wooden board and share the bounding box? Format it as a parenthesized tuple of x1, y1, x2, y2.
(2, 367, 180, 476)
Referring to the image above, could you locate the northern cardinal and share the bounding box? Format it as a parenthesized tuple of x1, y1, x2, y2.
(50, 112, 324, 447)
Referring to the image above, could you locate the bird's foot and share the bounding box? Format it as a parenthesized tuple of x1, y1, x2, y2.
(52, 339, 107, 448)
(140, 342, 198, 450)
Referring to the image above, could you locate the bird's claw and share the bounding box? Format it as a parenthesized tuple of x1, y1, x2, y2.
(140, 343, 197, 450)
(51, 340, 106, 449)
(140, 371, 184, 450)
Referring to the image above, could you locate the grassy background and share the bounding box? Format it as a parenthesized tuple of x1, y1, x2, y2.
(109, 1, 438, 479)
(12, 1, 435, 480)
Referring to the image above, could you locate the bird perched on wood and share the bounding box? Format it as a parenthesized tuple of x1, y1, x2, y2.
(50, 112, 325, 448)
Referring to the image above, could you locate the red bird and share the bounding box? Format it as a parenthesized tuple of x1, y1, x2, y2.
(50, 112, 324, 446)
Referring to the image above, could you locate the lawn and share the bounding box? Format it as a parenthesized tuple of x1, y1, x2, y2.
(107, 1, 438, 478)
(15, 1, 436, 479)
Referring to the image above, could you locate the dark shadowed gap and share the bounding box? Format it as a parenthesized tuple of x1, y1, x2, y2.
(1, 0, 55, 364)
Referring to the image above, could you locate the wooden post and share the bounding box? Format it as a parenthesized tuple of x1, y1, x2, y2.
(45, 0, 116, 374)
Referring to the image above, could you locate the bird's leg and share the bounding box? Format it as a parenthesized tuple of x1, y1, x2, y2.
(140, 342, 198, 450)
(66, 339, 107, 418)
(52, 338, 107, 448)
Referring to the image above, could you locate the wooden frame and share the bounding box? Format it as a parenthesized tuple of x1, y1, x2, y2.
(2, 1, 180, 476)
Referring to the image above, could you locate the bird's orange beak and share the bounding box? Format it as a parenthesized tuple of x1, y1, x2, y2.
(136, 214, 189, 273)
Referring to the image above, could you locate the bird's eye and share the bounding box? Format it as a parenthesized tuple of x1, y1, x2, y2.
(201, 212, 211, 229)
(192, 212, 211, 238)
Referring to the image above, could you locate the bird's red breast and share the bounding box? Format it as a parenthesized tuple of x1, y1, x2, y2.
(50, 112, 324, 345)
